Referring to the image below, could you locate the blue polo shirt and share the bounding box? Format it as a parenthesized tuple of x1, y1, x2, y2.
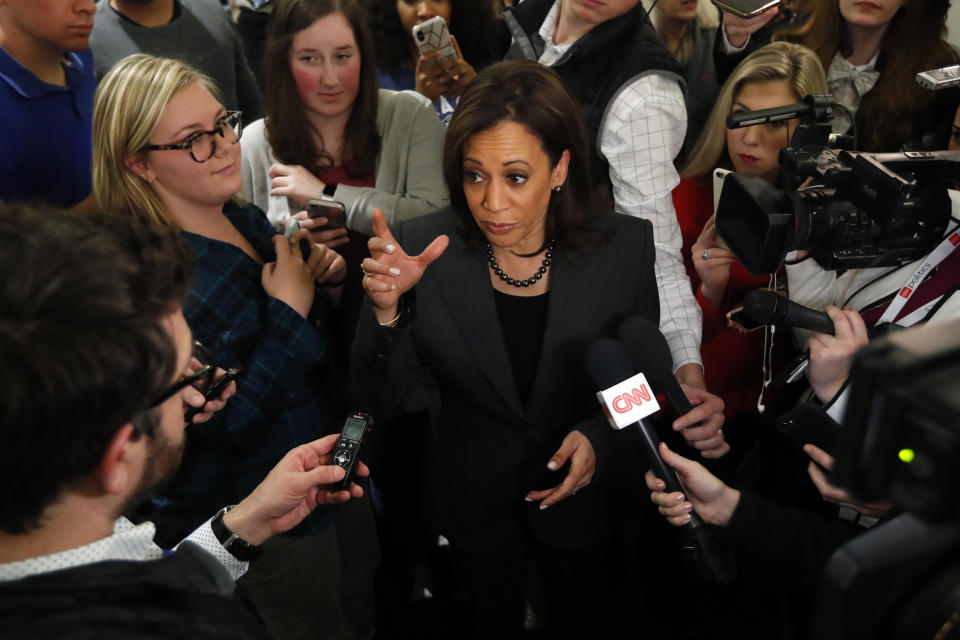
(0, 47, 96, 208)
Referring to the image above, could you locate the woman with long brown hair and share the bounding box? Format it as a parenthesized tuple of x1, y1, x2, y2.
(239, 0, 448, 235)
(716, 0, 959, 151)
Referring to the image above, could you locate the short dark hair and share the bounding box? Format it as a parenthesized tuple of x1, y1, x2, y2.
(0, 204, 194, 534)
(443, 60, 604, 254)
(264, 0, 380, 178)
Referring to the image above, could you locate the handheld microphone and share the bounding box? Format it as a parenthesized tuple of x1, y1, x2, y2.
(617, 316, 699, 421)
(585, 338, 737, 585)
(741, 289, 836, 335)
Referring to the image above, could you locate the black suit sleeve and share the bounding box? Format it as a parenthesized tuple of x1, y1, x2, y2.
(721, 489, 862, 589)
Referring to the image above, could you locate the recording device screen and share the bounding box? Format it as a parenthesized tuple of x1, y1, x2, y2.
(342, 416, 367, 441)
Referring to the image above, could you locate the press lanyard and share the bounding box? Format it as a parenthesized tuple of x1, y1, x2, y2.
(878, 226, 960, 325)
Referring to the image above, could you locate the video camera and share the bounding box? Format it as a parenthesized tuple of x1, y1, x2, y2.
(809, 318, 960, 639)
(715, 94, 959, 276)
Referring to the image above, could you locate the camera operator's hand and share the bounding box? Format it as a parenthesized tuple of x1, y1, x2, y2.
(222, 434, 369, 547)
(804, 444, 892, 519)
(805, 305, 869, 403)
(691, 215, 739, 309)
(721, 6, 779, 49)
(673, 383, 729, 459)
(645, 442, 741, 527)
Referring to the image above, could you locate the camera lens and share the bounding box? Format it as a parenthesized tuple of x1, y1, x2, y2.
(417, 31, 424, 41)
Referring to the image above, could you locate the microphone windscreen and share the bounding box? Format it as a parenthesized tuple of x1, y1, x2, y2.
(741, 289, 780, 325)
(584, 338, 634, 390)
(617, 316, 674, 383)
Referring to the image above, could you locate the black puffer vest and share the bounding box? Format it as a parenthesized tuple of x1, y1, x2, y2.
(503, 0, 686, 186)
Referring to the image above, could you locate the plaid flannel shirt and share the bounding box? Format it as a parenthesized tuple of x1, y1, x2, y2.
(150, 202, 344, 539)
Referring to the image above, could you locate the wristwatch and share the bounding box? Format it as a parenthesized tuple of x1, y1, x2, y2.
(211, 505, 263, 561)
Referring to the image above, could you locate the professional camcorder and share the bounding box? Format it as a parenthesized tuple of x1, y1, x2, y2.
(715, 94, 959, 275)
(810, 319, 960, 640)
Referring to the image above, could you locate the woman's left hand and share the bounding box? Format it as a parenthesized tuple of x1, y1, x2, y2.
(524, 430, 595, 510)
(691, 215, 738, 309)
(305, 240, 346, 286)
(269, 162, 326, 208)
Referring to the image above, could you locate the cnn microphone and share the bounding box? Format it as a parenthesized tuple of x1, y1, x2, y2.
(741, 289, 836, 335)
(585, 338, 737, 585)
(617, 316, 699, 421)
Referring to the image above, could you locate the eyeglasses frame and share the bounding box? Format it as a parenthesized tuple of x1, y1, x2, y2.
(139, 111, 243, 163)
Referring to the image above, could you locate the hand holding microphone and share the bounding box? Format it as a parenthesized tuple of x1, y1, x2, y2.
(585, 338, 736, 584)
(617, 317, 728, 459)
(644, 442, 742, 529)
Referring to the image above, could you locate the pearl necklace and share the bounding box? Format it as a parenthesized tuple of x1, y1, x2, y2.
(485, 240, 555, 288)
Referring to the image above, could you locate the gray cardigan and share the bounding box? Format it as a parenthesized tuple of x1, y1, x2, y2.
(240, 89, 449, 235)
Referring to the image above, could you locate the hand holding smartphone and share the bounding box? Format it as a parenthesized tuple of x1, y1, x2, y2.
(306, 197, 346, 232)
(712, 0, 780, 18)
(184, 342, 241, 424)
(411, 16, 457, 66)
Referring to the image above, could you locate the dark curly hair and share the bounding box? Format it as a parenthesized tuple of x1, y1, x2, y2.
(362, 0, 503, 72)
(0, 204, 194, 534)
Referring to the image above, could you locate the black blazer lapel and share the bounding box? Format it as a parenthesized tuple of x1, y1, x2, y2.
(431, 246, 526, 418)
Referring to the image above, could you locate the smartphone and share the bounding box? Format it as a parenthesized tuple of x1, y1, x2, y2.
(727, 305, 765, 333)
(284, 219, 312, 260)
(183, 343, 241, 424)
(331, 412, 374, 490)
(712, 168, 732, 251)
(711, 0, 780, 18)
(777, 403, 839, 457)
(411, 16, 457, 65)
(916, 65, 960, 91)
(306, 197, 346, 232)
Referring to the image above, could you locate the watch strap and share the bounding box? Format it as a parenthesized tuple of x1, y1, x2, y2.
(211, 506, 263, 561)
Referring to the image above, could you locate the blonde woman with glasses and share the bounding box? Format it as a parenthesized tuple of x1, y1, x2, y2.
(93, 54, 375, 640)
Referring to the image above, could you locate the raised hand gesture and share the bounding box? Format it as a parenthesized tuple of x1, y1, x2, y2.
(361, 208, 448, 324)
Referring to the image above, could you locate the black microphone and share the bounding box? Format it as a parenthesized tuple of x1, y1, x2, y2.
(741, 289, 836, 335)
(617, 316, 699, 421)
(585, 338, 736, 585)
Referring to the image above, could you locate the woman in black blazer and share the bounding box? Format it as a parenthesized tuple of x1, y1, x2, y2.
(352, 60, 726, 638)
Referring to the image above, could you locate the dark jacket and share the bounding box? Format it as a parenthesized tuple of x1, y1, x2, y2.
(351, 209, 659, 552)
(502, 0, 685, 186)
(0, 543, 270, 639)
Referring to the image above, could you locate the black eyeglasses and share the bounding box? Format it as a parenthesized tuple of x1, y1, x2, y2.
(140, 111, 243, 163)
(149, 341, 219, 408)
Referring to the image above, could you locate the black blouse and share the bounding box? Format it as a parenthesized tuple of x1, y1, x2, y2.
(492, 289, 550, 406)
